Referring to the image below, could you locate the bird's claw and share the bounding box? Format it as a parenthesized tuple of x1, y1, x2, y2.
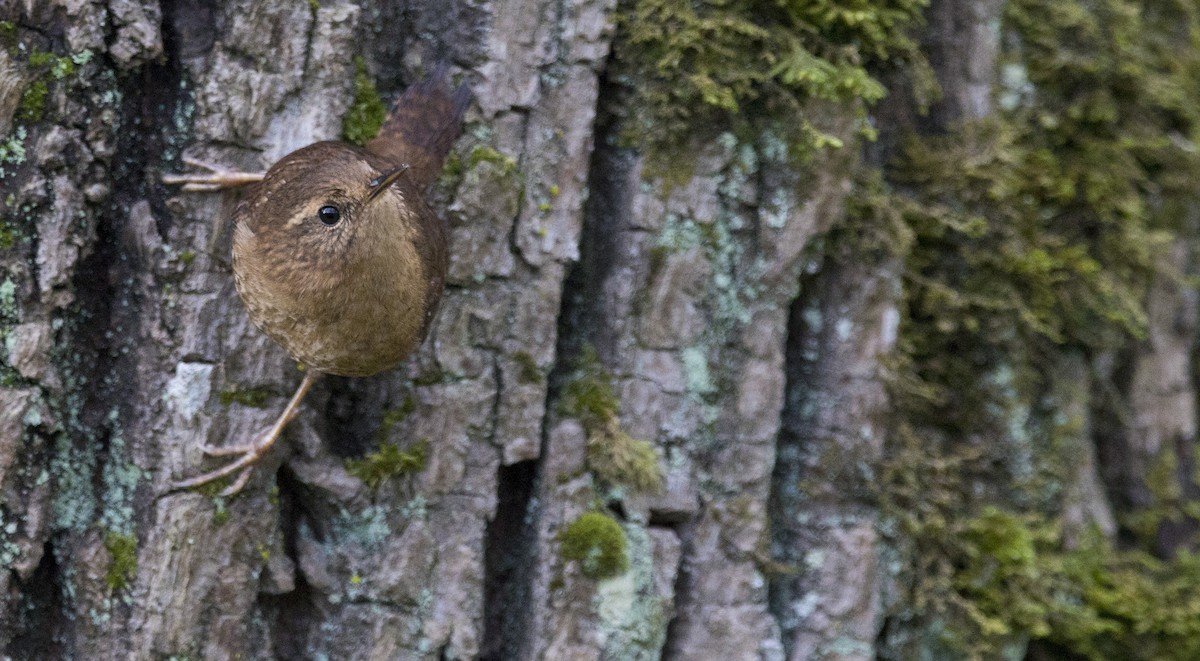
(173, 371, 321, 499)
(162, 156, 265, 192)
(173, 434, 274, 496)
(171, 449, 262, 497)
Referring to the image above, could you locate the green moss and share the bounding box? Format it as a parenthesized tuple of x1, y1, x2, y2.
(612, 0, 932, 167)
(345, 440, 428, 490)
(16, 80, 48, 123)
(560, 346, 664, 494)
(218, 386, 273, 408)
(465, 145, 518, 174)
(342, 56, 387, 146)
(440, 150, 464, 185)
(178, 250, 196, 266)
(559, 345, 620, 425)
(512, 351, 544, 385)
(885, 492, 1200, 660)
(587, 425, 663, 494)
(103, 531, 137, 590)
(25, 51, 76, 79)
(559, 512, 629, 580)
(9, 47, 81, 125)
(861, 16, 1200, 591)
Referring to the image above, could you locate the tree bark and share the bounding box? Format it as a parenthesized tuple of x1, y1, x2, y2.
(1, 1, 1196, 660)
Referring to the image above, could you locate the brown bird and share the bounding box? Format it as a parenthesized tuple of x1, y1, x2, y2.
(163, 69, 469, 495)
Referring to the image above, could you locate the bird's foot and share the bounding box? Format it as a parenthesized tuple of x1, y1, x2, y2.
(162, 156, 265, 192)
(172, 371, 320, 498)
(172, 431, 277, 497)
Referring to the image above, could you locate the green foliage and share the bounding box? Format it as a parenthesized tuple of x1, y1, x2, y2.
(613, 0, 932, 165)
(104, 531, 137, 590)
(345, 440, 428, 490)
(560, 346, 663, 493)
(342, 56, 387, 146)
(558, 512, 630, 580)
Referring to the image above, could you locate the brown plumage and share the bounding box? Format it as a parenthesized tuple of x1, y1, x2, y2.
(166, 69, 470, 495)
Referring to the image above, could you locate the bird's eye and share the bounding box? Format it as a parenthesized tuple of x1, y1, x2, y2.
(317, 205, 341, 226)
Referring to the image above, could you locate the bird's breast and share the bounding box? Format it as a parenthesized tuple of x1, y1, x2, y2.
(232, 217, 429, 377)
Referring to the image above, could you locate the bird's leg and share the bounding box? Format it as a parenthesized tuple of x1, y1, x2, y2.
(162, 156, 265, 192)
(173, 370, 321, 497)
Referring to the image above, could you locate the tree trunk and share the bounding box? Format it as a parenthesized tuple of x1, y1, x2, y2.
(2, 1, 1198, 660)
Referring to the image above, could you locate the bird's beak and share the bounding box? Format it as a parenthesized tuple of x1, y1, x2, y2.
(366, 164, 409, 203)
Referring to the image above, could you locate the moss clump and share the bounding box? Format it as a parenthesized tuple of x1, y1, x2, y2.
(512, 351, 544, 385)
(560, 346, 663, 493)
(587, 425, 663, 494)
(441, 144, 524, 194)
(26, 51, 76, 79)
(177, 250, 196, 266)
(345, 440, 428, 490)
(559, 512, 630, 580)
(218, 386, 273, 408)
(560, 345, 620, 424)
(465, 145, 518, 174)
(10, 48, 80, 124)
(16, 80, 48, 123)
(342, 56, 387, 146)
(612, 0, 932, 167)
(103, 531, 137, 590)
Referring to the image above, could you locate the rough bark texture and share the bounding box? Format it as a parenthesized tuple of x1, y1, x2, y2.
(1, 1, 1197, 660)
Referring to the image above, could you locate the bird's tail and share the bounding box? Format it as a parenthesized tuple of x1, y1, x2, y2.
(366, 63, 471, 191)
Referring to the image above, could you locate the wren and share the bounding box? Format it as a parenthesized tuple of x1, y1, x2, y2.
(163, 70, 470, 495)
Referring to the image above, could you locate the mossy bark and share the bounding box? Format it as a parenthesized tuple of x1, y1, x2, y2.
(1, 1, 1198, 660)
